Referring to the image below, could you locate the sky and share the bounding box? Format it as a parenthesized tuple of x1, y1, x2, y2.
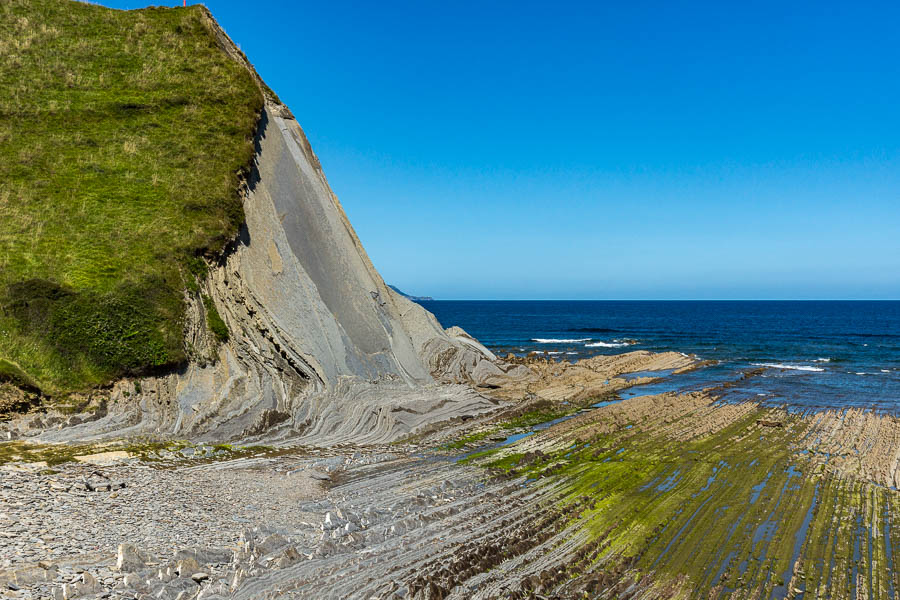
(99, 1, 900, 299)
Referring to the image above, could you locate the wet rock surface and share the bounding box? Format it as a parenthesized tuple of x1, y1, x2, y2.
(4, 352, 900, 599)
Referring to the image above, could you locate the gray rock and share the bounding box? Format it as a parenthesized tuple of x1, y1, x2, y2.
(155, 577, 198, 600)
(80, 571, 96, 591)
(323, 512, 345, 530)
(60, 583, 74, 599)
(173, 548, 232, 566)
(315, 540, 336, 557)
(175, 557, 201, 578)
(157, 568, 174, 583)
(471, 359, 507, 387)
(255, 533, 288, 556)
(116, 544, 147, 573)
(272, 545, 302, 568)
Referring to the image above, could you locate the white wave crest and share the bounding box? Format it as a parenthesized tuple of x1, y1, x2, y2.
(752, 362, 825, 372)
(585, 341, 630, 348)
(813, 358, 831, 363)
(531, 338, 591, 344)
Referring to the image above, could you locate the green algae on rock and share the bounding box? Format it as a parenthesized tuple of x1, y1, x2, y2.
(459, 392, 900, 599)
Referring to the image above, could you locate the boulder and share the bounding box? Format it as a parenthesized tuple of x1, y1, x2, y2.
(173, 547, 232, 566)
(116, 543, 148, 573)
(471, 360, 506, 387)
(176, 557, 201, 578)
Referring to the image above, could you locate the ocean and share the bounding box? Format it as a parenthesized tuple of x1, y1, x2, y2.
(421, 300, 900, 411)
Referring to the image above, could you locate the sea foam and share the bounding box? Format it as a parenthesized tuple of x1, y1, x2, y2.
(752, 363, 825, 373)
(585, 341, 630, 348)
(532, 338, 590, 343)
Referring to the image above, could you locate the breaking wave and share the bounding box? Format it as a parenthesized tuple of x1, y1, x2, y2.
(532, 338, 590, 343)
(585, 341, 630, 348)
(752, 363, 825, 373)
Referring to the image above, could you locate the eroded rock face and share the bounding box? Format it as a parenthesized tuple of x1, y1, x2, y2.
(11, 103, 500, 445)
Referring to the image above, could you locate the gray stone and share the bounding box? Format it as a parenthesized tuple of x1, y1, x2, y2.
(60, 583, 74, 599)
(80, 571, 96, 591)
(272, 545, 302, 568)
(154, 577, 198, 600)
(175, 557, 201, 578)
(173, 548, 232, 566)
(255, 533, 288, 556)
(323, 512, 344, 530)
(116, 544, 147, 573)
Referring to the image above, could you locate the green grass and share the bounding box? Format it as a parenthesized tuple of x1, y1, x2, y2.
(202, 294, 229, 343)
(0, 0, 263, 395)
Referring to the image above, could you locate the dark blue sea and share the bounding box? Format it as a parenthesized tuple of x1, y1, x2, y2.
(420, 301, 900, 411)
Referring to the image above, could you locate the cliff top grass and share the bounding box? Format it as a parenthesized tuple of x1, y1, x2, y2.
(0, 0, 263, 394)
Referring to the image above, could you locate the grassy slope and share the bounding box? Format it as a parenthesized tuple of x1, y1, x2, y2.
(0, 0, 262, 394)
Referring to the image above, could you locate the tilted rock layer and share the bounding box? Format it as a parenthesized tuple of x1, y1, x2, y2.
(27, 101, 501, 445)
(8, 12, 504, 444)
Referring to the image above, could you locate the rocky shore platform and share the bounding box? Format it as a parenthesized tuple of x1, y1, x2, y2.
(3, 351, 900, 600)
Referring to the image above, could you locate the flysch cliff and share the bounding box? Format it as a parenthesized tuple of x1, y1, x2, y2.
(5, 11, 532, 445)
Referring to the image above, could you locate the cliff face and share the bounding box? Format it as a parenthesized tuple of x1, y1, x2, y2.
(24, 103, 500, 444)
(3, 6, 509, 444)
(234, 108, 445, 387)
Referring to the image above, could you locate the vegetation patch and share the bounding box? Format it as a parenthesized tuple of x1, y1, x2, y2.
(0, 440, 102, 466)
(0, 0, 263, 394)
(202, 295, 229, 343)
(456, 447, 501, 465)
(442, 428, 498, 450)
(0, 439, 277, 467)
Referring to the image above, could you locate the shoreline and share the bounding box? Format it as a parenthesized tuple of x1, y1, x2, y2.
(3, 350, 900, 598)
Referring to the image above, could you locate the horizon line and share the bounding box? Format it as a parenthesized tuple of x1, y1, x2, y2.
(418, 298, 900, 302)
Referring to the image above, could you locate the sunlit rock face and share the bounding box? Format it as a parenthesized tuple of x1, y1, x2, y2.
(21, 104, 498, 444)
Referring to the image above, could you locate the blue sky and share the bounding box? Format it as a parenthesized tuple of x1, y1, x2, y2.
(101, 1, 899, 299)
